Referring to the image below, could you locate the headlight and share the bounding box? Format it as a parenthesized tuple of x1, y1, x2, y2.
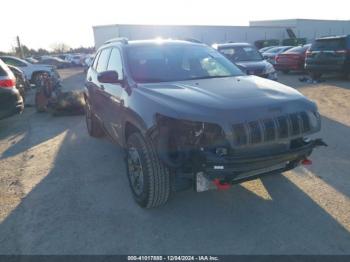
(155, 114, 227, 149)
(263, 63, 275, 74)
(307, 111, 321, 130)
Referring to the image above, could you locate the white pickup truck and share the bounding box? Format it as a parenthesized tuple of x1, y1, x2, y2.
(0, 56, 61, 87)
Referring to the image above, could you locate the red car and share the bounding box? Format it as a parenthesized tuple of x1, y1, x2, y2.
(275, 44, 311, 73)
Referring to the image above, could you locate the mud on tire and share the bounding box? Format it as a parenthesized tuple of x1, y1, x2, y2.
(126, 132, 171, 208)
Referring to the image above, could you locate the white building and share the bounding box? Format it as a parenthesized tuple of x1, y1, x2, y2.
(92, 19, 350, 49)
(250, 19, 350, 40)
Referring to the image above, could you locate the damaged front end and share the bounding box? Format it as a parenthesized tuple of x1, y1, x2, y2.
(149, 112, 326, 192)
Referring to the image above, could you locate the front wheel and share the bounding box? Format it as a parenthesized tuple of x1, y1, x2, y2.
(126, 132, 171, 208)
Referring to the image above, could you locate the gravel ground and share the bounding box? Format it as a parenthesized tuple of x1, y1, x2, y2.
(0, 68, 349, 254)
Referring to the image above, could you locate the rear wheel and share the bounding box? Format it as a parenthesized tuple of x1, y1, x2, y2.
(126, 132, 171, 208)
(85, 99, 104, 137)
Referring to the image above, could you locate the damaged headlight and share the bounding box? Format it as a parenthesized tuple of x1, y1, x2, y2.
(263, 63, 275, 75)
(263, 63, 278, 80)
(155, 114, 228, 151)
(307, 111, 321, 130)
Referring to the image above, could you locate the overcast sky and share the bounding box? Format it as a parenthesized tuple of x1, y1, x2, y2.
(1, 0, 349, 52)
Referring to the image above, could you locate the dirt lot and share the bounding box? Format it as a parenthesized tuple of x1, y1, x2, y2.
(0, 68, 350, 254)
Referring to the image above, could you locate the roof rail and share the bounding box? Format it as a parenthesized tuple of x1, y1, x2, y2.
(104, 37, 128, 45)
(182, 38, 203, 44)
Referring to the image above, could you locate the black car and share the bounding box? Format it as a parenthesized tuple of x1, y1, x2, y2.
(85, 38, 324, 208)
(305, 35, 350, 79)
(213, 43, 277, 80)
(0, 59, 24, 120)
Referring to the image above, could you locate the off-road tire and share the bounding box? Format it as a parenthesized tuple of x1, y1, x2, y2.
(85, 99, 104, 137)
(126, 132, 171, 208)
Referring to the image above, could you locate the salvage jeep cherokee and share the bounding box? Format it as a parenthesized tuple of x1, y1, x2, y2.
(84, 38, 325, 208)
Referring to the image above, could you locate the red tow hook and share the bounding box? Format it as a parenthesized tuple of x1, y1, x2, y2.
(213, 179, 231, 191)
(301, 158, 313, 165)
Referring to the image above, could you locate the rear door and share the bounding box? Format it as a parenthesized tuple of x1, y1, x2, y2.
(308, 38, 347, 66)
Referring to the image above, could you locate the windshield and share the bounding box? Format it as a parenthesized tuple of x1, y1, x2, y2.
(265, 46, 291, 54)
(219, 46, 263, 62)
(311, 38, 346, 51)
(126, 44, 244, 83)
(284, 45, 310, 54)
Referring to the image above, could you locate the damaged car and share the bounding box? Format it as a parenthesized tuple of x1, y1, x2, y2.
(84, 38, 325, 208)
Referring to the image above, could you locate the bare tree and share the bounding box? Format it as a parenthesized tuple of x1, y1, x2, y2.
(50, 42, 71, 53)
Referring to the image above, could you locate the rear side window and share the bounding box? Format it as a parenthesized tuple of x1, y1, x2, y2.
(96, 48, 111, 73)
(0, 65, 7, 76)
(0, 60, 10, 76)
(311, 38, 346, 51)
(1, 57, 27, 67)
(107, 48, 123, 79)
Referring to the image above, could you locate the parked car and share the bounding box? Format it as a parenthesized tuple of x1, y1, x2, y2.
(262, 46, 293, 65)
(85, 38, 325, 208)
(83, 55, 94, 73)
(275, 44, 311, 73)
(305, 35, 350, 79)
(24, 57, 39, 64)
(0, 59, 24, 120)
(0, 56, 61, 87)
(213, 43, 277, 80)
(65, 54, 84, 66)
(38, 57, 71, 68)
(7, 65, 30, 101)
(259, 46, 278, 53)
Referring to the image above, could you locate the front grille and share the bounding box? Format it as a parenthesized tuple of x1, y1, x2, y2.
(232, 123, 247, 146)
(248, 121, 262, 144)
(277, 116, 289, 139)
(232, 111, 314, 146)
(262, 119, 276, 142)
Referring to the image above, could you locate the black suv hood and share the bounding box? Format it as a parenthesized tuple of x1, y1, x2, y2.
(133, 75, 317, 127)
(234, 60, 270, 75)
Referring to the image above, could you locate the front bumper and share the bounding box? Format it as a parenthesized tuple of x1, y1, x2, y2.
(275, 63, 304, 71)
(199, 138, 326, 183)
(50, 69, 61, 86)
(305, 64, 345, 73)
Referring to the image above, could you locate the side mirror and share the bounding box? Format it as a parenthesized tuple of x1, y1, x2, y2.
(97, 70, 121, 84)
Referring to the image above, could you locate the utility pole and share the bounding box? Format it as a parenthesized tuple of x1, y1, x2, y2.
(16, 36, 24, 58)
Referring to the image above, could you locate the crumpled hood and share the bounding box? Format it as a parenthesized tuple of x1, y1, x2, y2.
(134, 75, 317, 126)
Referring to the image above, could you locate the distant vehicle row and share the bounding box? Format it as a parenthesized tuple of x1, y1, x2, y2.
(0, 56, 61, 87)
(259, 35, 350, 79)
